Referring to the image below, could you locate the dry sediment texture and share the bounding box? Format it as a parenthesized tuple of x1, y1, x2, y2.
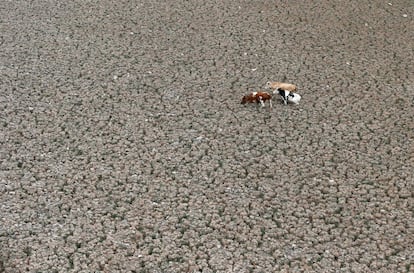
(1, 0, 413, 272)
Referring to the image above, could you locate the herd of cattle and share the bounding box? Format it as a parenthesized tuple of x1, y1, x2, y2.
(241, 81, 301, 108)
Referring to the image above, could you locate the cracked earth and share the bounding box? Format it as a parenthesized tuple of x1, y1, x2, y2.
(1, 0, 413, 272)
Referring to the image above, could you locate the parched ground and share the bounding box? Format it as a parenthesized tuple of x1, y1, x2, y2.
(1, 0, 413, 272)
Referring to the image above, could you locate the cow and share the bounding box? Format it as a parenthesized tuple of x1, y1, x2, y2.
(265, 81, 297, 92)
(241, 91, 273, 108)
(275, 88, 301, 105)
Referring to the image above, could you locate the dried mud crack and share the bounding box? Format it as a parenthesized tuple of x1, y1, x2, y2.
(1, 0, 413, 272)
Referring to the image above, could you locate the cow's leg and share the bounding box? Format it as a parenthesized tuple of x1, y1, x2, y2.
(279, 94, 287, 104)
(269, 99, 272, 108)
(259, 97, 265, 107)
(278, 89, 287, 105)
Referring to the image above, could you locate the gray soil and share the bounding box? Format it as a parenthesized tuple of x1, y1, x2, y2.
(1, 0, 413, 272)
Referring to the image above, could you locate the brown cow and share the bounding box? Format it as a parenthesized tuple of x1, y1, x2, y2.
(241, 91, 272, 108)
(265, 81, 297, 92)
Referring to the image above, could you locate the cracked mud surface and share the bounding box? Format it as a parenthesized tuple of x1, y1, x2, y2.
(1, 0, 413, 272)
